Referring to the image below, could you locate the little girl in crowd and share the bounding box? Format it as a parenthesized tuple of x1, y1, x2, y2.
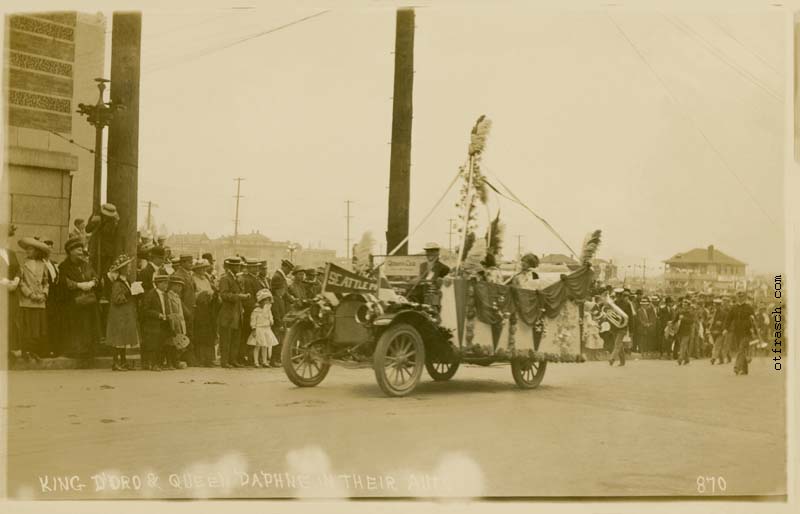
(248, 289, 279, 367)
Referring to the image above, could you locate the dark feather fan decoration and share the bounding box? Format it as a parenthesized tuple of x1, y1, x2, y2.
(580, 229, 602, 265)
(485, 210, 505, 260)
(458, 231, 476, 263)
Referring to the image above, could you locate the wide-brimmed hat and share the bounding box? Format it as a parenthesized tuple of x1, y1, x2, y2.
(193, 258, 211, 270)
(423, 242, 441, 252)
(109, 254, 133, 272)
(256, 289, 273, 302)
(18, 237, 51, 254)
(101, 203, 118, 218)
(64, 237, 84, 253)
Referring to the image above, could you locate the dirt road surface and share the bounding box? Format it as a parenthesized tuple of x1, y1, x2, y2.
(3, 357, 786, 500)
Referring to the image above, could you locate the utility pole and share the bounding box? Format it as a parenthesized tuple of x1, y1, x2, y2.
(107, 12, 142, 279)
(447, 218, 455, 252)
(516, 235, 523, 260)
(642, 258, 647, 288)
(233, 177, 245, 254)
(345, 200, 354, 260)
(140, 201, 157, 235)
(386, 7, 415, 256)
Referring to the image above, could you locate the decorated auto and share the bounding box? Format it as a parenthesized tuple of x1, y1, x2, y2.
(281, 259, 594, 397)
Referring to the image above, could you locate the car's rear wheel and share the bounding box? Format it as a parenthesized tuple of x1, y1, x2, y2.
(282, 323, 330, 387)
(425, 351, 460, 381)
(511, 358, 547, 389)
(373, 323, 425, 397)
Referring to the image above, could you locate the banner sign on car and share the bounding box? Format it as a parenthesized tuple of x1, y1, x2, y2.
(322, 262, 378, 295)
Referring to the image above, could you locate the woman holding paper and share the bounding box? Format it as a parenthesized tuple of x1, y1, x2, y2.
(104, 254, 140, 370)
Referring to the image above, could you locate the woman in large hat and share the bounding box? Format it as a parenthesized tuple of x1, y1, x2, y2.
(59, 236, 101, 367)
(17, 237, 51, 361)
(104, 254, 140, 370)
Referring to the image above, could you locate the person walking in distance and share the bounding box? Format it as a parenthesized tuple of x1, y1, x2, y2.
(673, 298, 696, 365)
(218, 257, 248, 368)
(607, 288, 629, 366)
(725, 291, 757, 376)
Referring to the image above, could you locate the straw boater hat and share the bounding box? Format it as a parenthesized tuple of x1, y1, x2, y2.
(179, 254, 193, 263)
(153, 273, 170, 284)
(18, 237, 51, 254)
(168, 275, 184, 286)
(281, 259, 294, 270)
(101, 203, 119, 218)
(423, 242, 441, 252)
(109, 254, 133, 272)
(64, 236, 84, 253)
(256, 289, 272, 302)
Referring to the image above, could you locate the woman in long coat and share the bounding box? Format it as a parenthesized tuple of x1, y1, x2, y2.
(59, 237, 101, 367)
(105, 254, 140, 370)
(17, 237, 50, 361)
(192, 259, 218, 367)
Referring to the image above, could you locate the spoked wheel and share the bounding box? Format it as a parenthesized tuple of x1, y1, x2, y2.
(373, 323, 426, 397)
(282, 323, 331, 387)
(425, 352, 460, 381)
(511, 359, 547, 389)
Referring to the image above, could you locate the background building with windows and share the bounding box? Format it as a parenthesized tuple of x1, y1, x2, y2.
(663, 245, 747, 294)
(3, 11, 106, 261)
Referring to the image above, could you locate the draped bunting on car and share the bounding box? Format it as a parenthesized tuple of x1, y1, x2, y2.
(440, 264, 594, 361)
(513, 265, 594, 325)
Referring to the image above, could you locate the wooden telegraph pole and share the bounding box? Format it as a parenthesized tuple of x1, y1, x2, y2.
(386, 8, 415, 256)
(107, 12, 142, 279)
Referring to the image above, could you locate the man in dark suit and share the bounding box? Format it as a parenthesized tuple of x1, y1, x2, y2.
(237, 259, 262, 366)
(139, 273, 171, 370)
(269, 259, 295, 366)
(140, 247, 166, 292)
(407, 242, 450, 303)
(218, 257, 248, 368)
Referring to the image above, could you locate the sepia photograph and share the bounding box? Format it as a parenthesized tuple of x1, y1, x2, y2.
(0, 0, 796, 512)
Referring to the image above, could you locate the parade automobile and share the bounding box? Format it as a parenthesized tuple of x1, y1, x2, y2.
(281, 258, 596, 397)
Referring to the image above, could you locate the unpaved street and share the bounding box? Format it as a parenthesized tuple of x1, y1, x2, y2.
(4, 357, 786, 499)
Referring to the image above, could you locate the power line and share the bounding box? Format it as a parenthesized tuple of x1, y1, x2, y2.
(606, 12, 777, 228)
(48, 129, 139, 170)
(708, 16, 779, 75)
(144, 10, 330, 75)
(663, 14, 780, 102)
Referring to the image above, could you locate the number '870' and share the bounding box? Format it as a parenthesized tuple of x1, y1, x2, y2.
(697, 476, 727, 493)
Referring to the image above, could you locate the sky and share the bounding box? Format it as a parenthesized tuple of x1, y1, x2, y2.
(96, 3, 785, 274)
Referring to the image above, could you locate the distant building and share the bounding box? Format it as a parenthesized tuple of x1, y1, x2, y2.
(664, 245, 746, 293)
(3, 12, 106, 261)
(164, 231, 337, 272)
(590, 258, 618, 282)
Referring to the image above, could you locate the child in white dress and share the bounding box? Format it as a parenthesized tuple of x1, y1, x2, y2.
(247, 289, 279, 367)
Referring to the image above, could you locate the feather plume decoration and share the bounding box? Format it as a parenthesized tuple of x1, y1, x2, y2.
(580, 229, 602, 265)
(468, 115, 492, 156)
(485, 210, 505, 259)
(458, 231, 476, 263)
